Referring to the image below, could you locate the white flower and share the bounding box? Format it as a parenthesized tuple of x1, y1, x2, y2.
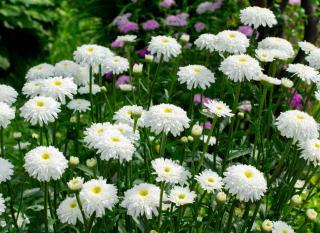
(78, 84, 101, 95)
(258, 37, 294, 60)
(73, 44, 114, 67)
(0, 102, 15, 128)
(306, 49, 320, 69)
(219, 54, 263, 82)
(57, 197, 83, 225)
(133, 63, 143, 74)
(119, 84, 134, 91)
(260, 75, 281, 85)
(26, 63, 55, 81)
(194, 33, 217, 53)
(281, 78, 293, 88)
(74, 66, 89, 86)
(67, 177, 84, 191)
(0, 85, 18, 105)
(169, 186, 196, 206)
(287, 64, 320, 85)
(24, 146, 68, 182)
(0, 158, 14, 183)
(204, 99, 234, 117)
(151, 158, 190, 185)
(103, 56, 129, 75)
(200, 135, 217, 146)
(55, 60, 81, 78)
(20, 96, 61, 126)
(116, 35, 137, 43)
(83, 122, 115, 149)
(272, 221, 294, 233)
(22, 80, 43, 98)
(0, 194, 5, 215)
(141, 104, 190, 137)
(95, 129, 136, 162)
(121, 183, 160, 219)
(240, 6, 277, 29)
(13, 142, 31, 150)
(276, 110, 319, 142)
(177, 65, 215, 89)
(80, 178, 118, 217)
(214, 30, 249, 54)
(148, 35, 182, 62)
(40, 76, 77, 104)
(67, 99, 90, 113)
(195, 169, 223, 193)
(255, 49, 275, 62)
(299, 139, 320, 166)
(113, 105, 145, 126)
(223, 164, 267, 202)
(298, 41, 317, 54)
(113, 123, 140, 142)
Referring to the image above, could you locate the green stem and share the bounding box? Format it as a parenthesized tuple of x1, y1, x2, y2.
(44, 182, 49, 233)
(75, 193, 88, 229)
(0, 126, 4, 157)
(158, 182, 165, 229)
(226, 200, 237, 233)
(244, 201, 261, 233)
(6, 182, 19, 231)
(160, 132, 167, 157)
(148, 57, 163, 108)
(86, 212, 96, 233)
(89, 65, 94, 122)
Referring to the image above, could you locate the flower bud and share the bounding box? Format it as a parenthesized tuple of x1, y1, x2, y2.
(155, 144, 160, 154)
(69, 156, 79, 167)
(237, 112, 245, 118)
(133, 63, 143, 74)
(119, 84, 134, 91)
(86, 158, 97, 168)
(67, 177, 84, 192)
(13, 132, 22, 139)
(191, 124, 203, 137)
(306, 208, 317, 221)
(180, 34, 190, 43)
(70, 116, 77, 123)
(31, 133, 39, 139)
(180, 136, 188, 144)
(187, 136, 194, 142)
(145, 55, 154, 62)
(149, 230, 158, 233)
(261, 219, 273, 233)
(100, 86, 107, 92)
(216, 192, 226, 204)
(291, 194, 302, 205)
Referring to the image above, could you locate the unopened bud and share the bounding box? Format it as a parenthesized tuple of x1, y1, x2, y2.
(216, 192, 226, 204)
(67, 177, 84, 191)
(145, 55, 154, 62)
(155, 144, 160, 154)
(180, 34, 190, 43)
(70, 116, 77, 123)
(69, 156, 79, 167)
(281, 78, 293, 89)
(306, 209, 317, 221)
(13, 132, 22, 139)
(133, 63, 143, 74)
(261, 219, 273, 232)
(191, 124, 203, 137)
(187, 136, 194, 142)
(32, 133, 39, 139)
(100, 86, 107, 92)
(237, 112, 245, 118)
(180, 136, 188, 144)
(291, 194, 302, 205)
(86, 158, 97, 168)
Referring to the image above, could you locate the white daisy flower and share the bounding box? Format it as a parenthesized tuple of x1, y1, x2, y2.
(73, 44, 114, 67)
(240, 6, 277, 29)
(177, 65, 215, 89)
(258, 37, 294, 60)
(214, 30, 249, 54)
(194, 33, 217, 53)
(148, 35, 182, 62)
(22, 80, 43, 98)
(0, 158, 14, 183)
(255, 49, 275, 62)
(306, 49, 320, 70)
(275, 110, 319, 142)
(121, 183, 160, 219)
(219, 54, 263, 82)
(298, 41, 317, 54)
(57, 197, 83, 225)
(113, 105, 145, 126)
(40, 76, 77, 104)
(80, 177, 118, 217)
(287, 64, 320, 85)
(113, 123, 140, 142)
(13, 142, 31, 150)
(20, 96, 61, 126)
(272, 221, 294, 233)
(95, 129, 136, 162)
(73, 66, 89, 86)
(141, 103, 190, 137)
(260, 75, 281, 85)
(223, 164, 267, 202)
(169, 186, 196, 206)
(78, 84, 101, 95)
(0, 102, 15, 128)
(25, 63, 55, 81)
(0, 194, 5, 215)
(54, 60, 81, 78)
(83, 122, 115, 149)
(0, 85, 18, 105)
(299, 139, 320, 166)
(116, 35, 137, 43)
(204, 99, 234, 118)
(24, 146, 68, 182)
(67, 99, 90, 113)
(151, 158, 190, 185)
(195, 169, 223, 193)
(67, 177, 84, 191)
(80, 178, 118, 217)
(200, 135, 217, 146)
(103, 56, 129, 75)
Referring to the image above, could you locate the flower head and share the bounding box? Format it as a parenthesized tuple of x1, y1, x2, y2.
(195, 169, 223, 193)
(0, 158, 14, 183)
(67, 99, 90, 113)
(299, 139, 320, 166)
(0, 85, 18, 105)
(169, 186, 196, 206)
(0, 194, 5, 215)
(142, 20, 160, 31)
(73, 44, 114, 67)
(240, 6, 277, 29)
(22, 80, 43, 98)
(214, 30, 249, 54)
(258, 37, 294, 60)
(148, 35, 181, 62)
(272, 221, 294, 233)
(287, 64, 320, 85)
(26, 63, 55, 81)
(194, 33, 216, 53)
(0, 102, 15, 128)
(306, 49, 320, 70)
(113, 105, 145, 126)
(57, 197, 83, 225)
(103, 56, 129, 75)
(204, 99, 234, 117)
(55, 60, 81, 78)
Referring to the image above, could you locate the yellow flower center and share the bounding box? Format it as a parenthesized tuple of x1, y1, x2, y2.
(86, 47, 94, 53)
(111, 137, 120, 142)
(207, 177, 215, 183)
(118, 128, 124, 132)
(127, 110, 133, 116)
(193, 67, 202, 73)
(91, 186, 102, 194)
(53, 80, 62, 86)
(69, 202, 77, 208)
(37, 66, 42, 70)
(228, 33, 236, 38)
(63, 63, 69, 67)
(244, 171, 253, 179)
(139, 189, 149, 196)
(163, 108, 173, 113)
(161, 39, 169, 44)
(216, 106, 223, 111)
(239, 58, 248, 62)
(282, 230, 288, 233)
(315, 143, 320, 149)
(36, 101, 45, 107)
(41, 153, 50, 160)
(296, 114, 305, 120)
(178, 194, 186, 199)
(71, 180, 79, 185)
(164, 166, 171, 173)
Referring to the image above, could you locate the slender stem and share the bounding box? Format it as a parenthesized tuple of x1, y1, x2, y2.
(75, 193, 88, 229)
(6, 182, 19, 230)
(86, 212, 96, 233)
(0, 126, 4, 157)
(40, 126, 44, 146)
(148, 57, 163, 108)
(160, 132, 167, 157)
(226, 200, 237, 233)
(44, 182, 49, 233)
(158, 182, 165, 229)
(244, 201, 261, 233)
(89, 65, 94, 122)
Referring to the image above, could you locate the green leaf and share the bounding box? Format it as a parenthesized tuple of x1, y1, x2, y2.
(227, 148, 252, 161)
(0, 55, 10, 70)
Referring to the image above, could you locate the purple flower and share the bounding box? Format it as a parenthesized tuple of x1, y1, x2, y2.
(290, 89, 303, 109)
(194, 22, 205, 32)
(137, 47, 149, 58)
(165, 13, 189, 27)
(159, 0, 175, 8)
(113, 13, 132, 26)
(118, 21, 139, 33)
(289, 0, 300, 5)
(202, 121, 212, 129)
(105, 72, 113, 79)
(238, 100, 252, 112)
(111, 40, 124, 48)
(194, 94, 210, 105)
(142, 19, 160, 31)
(116, 75, 131, 88)
(196, 0, 222, 14)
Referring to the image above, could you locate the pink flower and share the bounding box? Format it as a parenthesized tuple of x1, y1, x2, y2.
(289, 0, 300, 5)
(202, 121, 212, 129)
(165, 13, 189, 27)
(113, 13, 132, 26)
(196, 0, 222, 14)
(111, 40, 124, 48)
(159, 0, 175, 8)
(194, 22, 205, 32)
(142, 19, 160, 31)
(118, 21, 139, 33)
(194, 94, 210, 105)
(290, 89, 303, 109)
(116, 75, 131, 88)
(238, 100, 252, 112)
